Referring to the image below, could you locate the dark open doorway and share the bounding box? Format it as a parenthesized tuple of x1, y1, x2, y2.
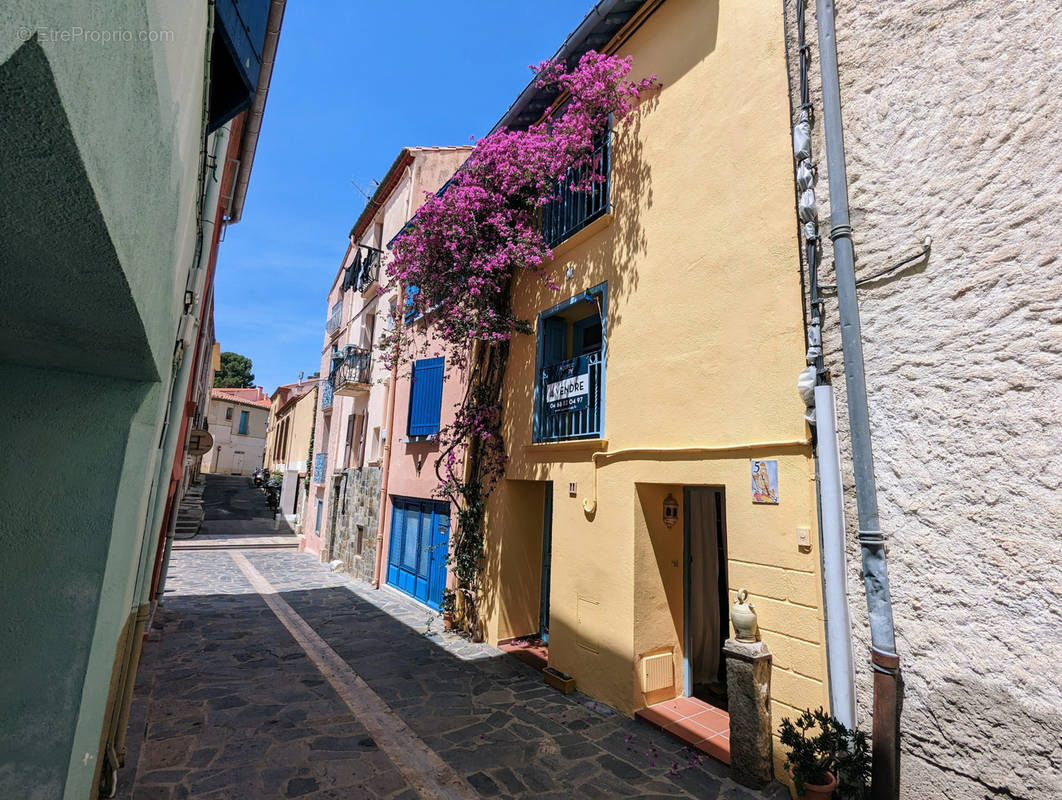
(539, 481, 553, 642)
(683, 486, 729, 708)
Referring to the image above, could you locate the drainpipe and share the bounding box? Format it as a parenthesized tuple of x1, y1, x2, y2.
(814, 384, 856, 728)
(815, 2, 901, 797)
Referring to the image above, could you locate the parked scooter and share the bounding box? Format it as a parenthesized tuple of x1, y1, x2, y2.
(265, 479, 281, 517)
(252, 467, 267, 488)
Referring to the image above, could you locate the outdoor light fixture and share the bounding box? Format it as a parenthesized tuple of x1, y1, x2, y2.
(663, 493, 679, 528)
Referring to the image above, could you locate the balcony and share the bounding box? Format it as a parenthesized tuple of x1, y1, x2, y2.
(331, 347, 372, 397)
(541, 126, 610, 249)
(534, 350, 603, 442)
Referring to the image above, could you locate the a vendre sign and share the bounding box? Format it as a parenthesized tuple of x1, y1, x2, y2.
(543, 356, 590, 414)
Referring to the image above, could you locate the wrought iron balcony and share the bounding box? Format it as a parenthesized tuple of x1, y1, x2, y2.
(541, 127, 611, 249)
(331, 347, 372, 397)
(534, 350, 603, 442)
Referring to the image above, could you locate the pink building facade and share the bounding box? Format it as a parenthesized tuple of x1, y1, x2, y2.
(303, 147, 471, 606)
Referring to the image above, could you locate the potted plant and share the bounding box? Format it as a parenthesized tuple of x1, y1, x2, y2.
(440, 588, 456, 631)
(779, 708, 870, 800)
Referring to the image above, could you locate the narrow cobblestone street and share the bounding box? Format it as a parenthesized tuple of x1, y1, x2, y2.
(118, 490, 787, 799)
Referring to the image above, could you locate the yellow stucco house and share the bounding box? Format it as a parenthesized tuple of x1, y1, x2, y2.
(264, 380, 318, 522)
(482, 0, 828, 774)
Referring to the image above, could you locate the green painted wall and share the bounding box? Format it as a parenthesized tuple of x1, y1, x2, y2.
(0, 2, 211, 798)
(0, 367, 152, 796)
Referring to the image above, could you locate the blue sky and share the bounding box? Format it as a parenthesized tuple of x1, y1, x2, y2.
(214, 1, 597, 394)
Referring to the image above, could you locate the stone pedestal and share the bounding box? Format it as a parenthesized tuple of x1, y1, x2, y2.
(724, 637, 773, 789)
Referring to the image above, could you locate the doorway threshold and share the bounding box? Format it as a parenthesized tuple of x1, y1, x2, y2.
(636, 696, 730, 765)
(498, 636, 548, 671)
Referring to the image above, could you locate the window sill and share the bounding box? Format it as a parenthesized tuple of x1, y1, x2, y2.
(523, 439, 608, 460)
(548, 210, 613, 262)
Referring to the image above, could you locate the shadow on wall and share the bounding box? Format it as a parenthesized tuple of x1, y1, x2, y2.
(496, 0, 724, 459)
(0, 39, 158, 382)
(479, 479, 548, 642)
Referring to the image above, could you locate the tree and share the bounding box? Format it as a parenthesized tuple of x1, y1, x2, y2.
(213, 352, 254, 388)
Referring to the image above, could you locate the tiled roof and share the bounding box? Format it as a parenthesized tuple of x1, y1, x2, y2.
(212, 387, 271, 408)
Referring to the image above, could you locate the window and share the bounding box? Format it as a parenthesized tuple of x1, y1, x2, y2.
(407, 357, 444, 437)
(225, 407, 233, 420)
(534, 284, 606, 442)
(326, 299, 343, 335)
(344, 413, 363, 468)
(370, 426, 381, 462)
(237, 410, 249, 435)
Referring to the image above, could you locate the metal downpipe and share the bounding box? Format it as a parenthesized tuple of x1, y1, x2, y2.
(814, 1, 901, 797)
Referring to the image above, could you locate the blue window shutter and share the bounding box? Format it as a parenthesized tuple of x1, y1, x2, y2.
(238, 410, 249, 434)
(404, 285, 420, 324)
(543, 317, 567, 366)
(407, 357, 444, 436)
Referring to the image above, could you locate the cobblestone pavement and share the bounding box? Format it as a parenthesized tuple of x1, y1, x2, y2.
(120, 547, 788, 799)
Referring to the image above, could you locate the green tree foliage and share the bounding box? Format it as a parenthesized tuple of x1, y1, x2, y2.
(213, 352, 255, 388)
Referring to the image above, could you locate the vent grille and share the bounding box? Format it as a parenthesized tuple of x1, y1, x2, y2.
(640, 653, 674, 693)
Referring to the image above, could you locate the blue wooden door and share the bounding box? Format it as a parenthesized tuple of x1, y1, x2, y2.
(386, 497, 450, 610)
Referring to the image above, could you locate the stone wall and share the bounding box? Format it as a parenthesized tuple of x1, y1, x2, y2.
(330, 467, 383, 584)
(782, 2, 1062, 797)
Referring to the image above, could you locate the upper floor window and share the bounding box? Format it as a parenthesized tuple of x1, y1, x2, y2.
(225, 407, 233, 420)
(326, 299, 343, 336)
(534, 284, 606, 443)
(541, 121, 611, 248)
(237, 410, 249, 435)
(407, 357, 444, 438)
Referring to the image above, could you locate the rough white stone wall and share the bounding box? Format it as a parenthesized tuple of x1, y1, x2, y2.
(783, 2, 1062, 798)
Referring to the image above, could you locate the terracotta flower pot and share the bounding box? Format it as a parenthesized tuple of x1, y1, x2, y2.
(443, 611, 454, 631)
(793, 770, 837, 800)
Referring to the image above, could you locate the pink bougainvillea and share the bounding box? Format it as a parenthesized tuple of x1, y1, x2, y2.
(379, 51, 655, 368)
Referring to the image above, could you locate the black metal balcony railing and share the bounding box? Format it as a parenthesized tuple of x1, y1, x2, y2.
(541, 127, 611, 248)
(330, 347, 372, 395)
(535, 350, 603, 442)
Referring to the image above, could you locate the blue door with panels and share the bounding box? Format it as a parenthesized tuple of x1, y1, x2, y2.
(386, 497, 450, 609)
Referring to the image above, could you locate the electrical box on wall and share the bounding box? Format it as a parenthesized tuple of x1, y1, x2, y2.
(797, 526, 811, 550)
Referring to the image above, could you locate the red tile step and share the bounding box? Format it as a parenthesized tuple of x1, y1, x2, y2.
(636, 696, 730, 765)
(499, 636, 548, 672)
